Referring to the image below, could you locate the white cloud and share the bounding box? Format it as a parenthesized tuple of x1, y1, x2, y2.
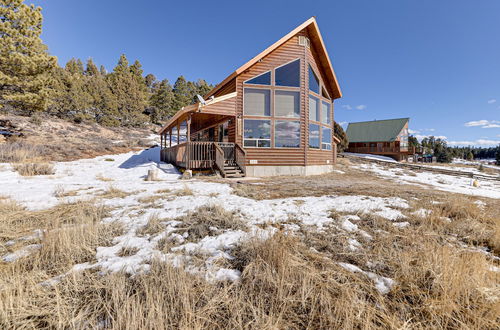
(448, 139, 500, 146)
(339, 121, 348, 126)
(487, 99, 497, 104)
(415, 134, 447, 141)
(464, 120, 500, 128)
(355, 105, 367, 110)
(341, 105, 352, 110)
(408, 129, 420, 134)
(424, 128, 435, 132)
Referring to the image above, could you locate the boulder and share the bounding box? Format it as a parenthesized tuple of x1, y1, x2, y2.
(181, 170, 193, 180)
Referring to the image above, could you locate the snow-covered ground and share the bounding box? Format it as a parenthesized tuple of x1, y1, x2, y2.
(1, 147, 411, 293)
(343, 152, 397, 163)
(453, 158, 499, 170)
(353, 162, 500, 199)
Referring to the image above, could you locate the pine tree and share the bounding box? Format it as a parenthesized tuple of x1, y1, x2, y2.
(107, 54, 147, 126)
(495, 145, 500, 166)
(150, 79, 174, 122)
(333, 121, 348, 152)
(85, 58, 99, 76)
(99, 65, 107, 76)
(171, 76, 192, 111)
(0, 0, 57, 113)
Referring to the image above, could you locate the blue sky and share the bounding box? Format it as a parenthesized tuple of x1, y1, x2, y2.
(29, 0, 500, 147)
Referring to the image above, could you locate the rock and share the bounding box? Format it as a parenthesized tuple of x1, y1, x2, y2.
(0, 135, 5, 144)
(181, 170, 192, 180)
(472, 179, 480, 187)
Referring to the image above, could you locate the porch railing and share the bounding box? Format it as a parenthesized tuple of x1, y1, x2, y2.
(161, 141, 245, 175)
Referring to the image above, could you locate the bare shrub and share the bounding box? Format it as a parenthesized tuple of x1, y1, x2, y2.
(13, 162, 54, 176)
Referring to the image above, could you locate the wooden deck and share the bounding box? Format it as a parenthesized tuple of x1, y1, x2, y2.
(161, 141, 246, 178)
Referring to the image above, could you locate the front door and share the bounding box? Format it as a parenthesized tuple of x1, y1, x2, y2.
(218, 121, 229, 142)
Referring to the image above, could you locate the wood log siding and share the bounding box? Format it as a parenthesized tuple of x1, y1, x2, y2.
(234, 29, 336, 166)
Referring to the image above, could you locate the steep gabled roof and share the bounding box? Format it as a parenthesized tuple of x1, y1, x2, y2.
(346, 118, 409, 143)
(205, 17, 342, 100)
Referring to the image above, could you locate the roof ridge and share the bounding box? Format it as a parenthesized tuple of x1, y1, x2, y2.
(348, 118, 409, 125)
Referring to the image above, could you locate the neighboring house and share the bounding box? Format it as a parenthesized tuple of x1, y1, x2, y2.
(346, 118, 412, 161)
(158, 17, 342, 177)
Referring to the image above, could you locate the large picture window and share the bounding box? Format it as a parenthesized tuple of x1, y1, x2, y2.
(275, 90, 300, 118)
(275, 121, 300, 148)
(309, 123, 320, 149)
(321, 101, 331, 124)
(309, 95, 319, 122)
(275, 59, 300, 87)
(244, 88, 270, 116)
(244, 119, 271, 148)
(322, 127, 332, 150)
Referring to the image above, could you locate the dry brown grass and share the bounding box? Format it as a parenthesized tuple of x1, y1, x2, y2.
(1, 175, 499, 328)
(12, 162, 55, 176)
(137, 214, 165, 236)
(96, 174, 114, 182)
(174, 184, 194, 196)
(0, 141, 44, 163)
(99, 185, 131, 199)
(174, 205, 247, 243)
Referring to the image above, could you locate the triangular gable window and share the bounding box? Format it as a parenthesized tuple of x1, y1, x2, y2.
(245, 71, 271, 85)
(308, 65, 320, 94)
(275, 59, 300, 87)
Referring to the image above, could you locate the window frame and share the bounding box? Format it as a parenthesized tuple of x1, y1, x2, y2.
(307, 64, 334, 151)
(274, 58, 301, 88)
(243, 119, 271, 148)
(243, 70, 272, 86)
(274, 119, 301, 149)
(242, 58, 302, 148)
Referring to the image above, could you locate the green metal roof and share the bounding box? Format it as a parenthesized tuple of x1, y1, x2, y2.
(346, 118, 409, 143)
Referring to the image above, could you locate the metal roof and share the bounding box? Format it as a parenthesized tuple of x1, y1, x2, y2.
(346, 118, 409, 143)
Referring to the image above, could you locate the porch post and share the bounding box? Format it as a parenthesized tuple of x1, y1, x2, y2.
(177, 121, 180, 145)
(169, 128, 172, 147)
(187, 114, 191, 142)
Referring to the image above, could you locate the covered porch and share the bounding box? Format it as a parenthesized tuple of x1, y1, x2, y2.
(158, 92, 246, 177)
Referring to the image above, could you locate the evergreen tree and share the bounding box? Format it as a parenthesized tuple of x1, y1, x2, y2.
(171, 76, 192, 110)
(333, 121, 348, 152)
(85, 58, 99, 76)
(466, 151, 474, 160)
(107, 54, 148, 126)
(496, 146, 500, 166)
(145, 73, 156, 90)
(99, 65, 107, 75)
(149, 79, 174, 122)
(0, 0, 57, 113)
(65, 58, 84, 75)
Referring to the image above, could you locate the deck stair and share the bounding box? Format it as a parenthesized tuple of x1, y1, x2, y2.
(223, 163, 245, 178)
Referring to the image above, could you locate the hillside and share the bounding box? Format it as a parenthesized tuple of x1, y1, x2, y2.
(0, 114, 159, 161)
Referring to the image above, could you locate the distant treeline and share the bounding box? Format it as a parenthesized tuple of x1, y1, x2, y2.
(0, 1, 212, 126)
(48, 56, 213, 126)
(409, 135, 500, 164)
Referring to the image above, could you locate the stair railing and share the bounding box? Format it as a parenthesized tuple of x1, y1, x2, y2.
(234, 143, 246, 176)
(214, 143, 226, 177)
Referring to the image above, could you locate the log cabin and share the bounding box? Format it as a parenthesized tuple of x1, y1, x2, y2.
(346, 118, 412, 161)
(158, 17, 342, 177)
